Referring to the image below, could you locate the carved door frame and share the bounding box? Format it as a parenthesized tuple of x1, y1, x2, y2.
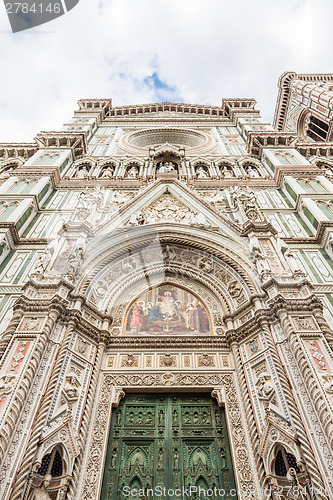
(78, 372, 259, 500)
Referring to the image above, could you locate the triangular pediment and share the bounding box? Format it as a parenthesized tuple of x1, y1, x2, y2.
(152, 143, 182, 156)
(94, 179, 243, 244)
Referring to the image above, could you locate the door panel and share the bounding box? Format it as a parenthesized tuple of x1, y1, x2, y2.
(101, 393, 237, 499)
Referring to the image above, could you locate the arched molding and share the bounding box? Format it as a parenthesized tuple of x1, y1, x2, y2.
(98, 158, 120, 168)
(77, 227, 259, 302)
(36, 444, 68, 475)
(72, 157, 97, 169)
(238, 157, 262, 169)
(122, 158, 145, 169)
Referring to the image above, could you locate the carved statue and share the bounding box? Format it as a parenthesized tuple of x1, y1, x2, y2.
(27, 317, 40, 330)
(101, 166, 114, 178)
(158, 162, 176, 173)
(196, 166, 209, 178)
(67, 248, 84, 276)
(232, 188, 262, 222)
(251, 247, 270, 275)
(112, 191, 133, 204)
(282, 247, 302, 274)
(207, 190, 225, 205)
(33, 250, 52, 276)
(128, 211, 145, 226)
(76, 165, 89, 179)
(28, 475, 52, 500)
(75, 187, 103, 221)
(220, 165, 234, 178)
(127, 166, 139, 178)
(173, 449, 179, 468)
(246, 165, 260, 178)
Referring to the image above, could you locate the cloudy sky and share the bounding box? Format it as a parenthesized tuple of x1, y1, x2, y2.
(0, 0, 332, 142)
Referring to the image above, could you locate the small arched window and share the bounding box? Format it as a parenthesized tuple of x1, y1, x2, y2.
(37, 448, 63, 478)
(274, 446, 300, 477)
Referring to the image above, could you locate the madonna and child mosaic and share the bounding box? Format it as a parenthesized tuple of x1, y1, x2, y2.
(125, 285, 211, 336)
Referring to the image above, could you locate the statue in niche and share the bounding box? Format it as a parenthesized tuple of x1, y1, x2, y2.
(28, 475, 52, 500)
(33, 250, 52, 276)
(116, 410, 122, 425)
(220, 165, 234, 178)
(67, 247, 84, 277)
(282, 247, 303, 274)
(196, 166, 209, 178)
(76, 165, 89, 179)
(251, 246, 270, 276)
(173, 410, 178, 425)
(246, 165, 261, 178)
(220, 448, 226, 468)
(100, 166, 114, 178)
(158, 162, 176, 173)
(158, 449, 164, 468)
(127, 166, 139, 178)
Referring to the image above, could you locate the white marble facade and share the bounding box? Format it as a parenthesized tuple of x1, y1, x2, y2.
(0, 78, 333, 499)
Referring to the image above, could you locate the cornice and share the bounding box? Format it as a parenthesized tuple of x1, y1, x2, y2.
(295, 141, 333, 159)
(108, 335, 229, 350)
(35, 132, 87, 159)
(0, 143, 38, 160)
(246, 131, 298, 157)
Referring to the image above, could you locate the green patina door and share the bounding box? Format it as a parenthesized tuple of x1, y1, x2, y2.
(101, 393, 237, 499)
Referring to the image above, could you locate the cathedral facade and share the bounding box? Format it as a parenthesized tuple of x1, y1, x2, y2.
(0, 72, 333, 499)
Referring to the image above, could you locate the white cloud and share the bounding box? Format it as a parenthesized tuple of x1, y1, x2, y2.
(0, 0, 332, 142)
